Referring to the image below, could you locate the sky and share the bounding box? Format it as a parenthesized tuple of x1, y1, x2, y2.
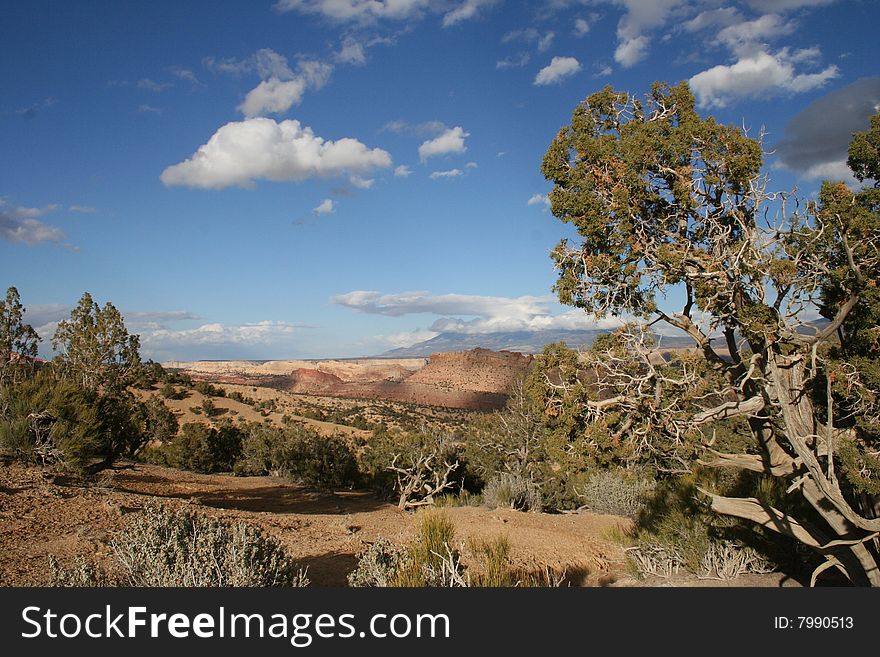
(2, 0, 878, 361)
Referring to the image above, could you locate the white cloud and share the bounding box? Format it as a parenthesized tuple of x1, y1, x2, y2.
(534, 56, 581, 86)
(716, 14, 796, 49)
(332, 290, 553, 318)
(502, 28, 554, 52)
(142, 321, 301, 348)
(527, 193, 550, 208)
(612, 0, 684, 67)
(238, 81, 287, 114)
(349, 175, 374, 188)
(394, 165, 412, 177)
(169, 66, 203, 87)
(418, 126, 468, 161)
(333, 290, 624, 335)
(137, 104, 162, 114)
(442, 0, 498, 27)
(683, 7, 741, 33)
(689, 47, 839, 108)
(429, 168, 463, 179)
(614, 35, 649, 68)
(68, 205, 96, 213)
(465, 161, 478, 168)
(537, 32, 555, 52)
(383, 329, 441, 348)
(574, 18, 590, 36)
(0, 201, 65, 245)
(743, 0, 836, 10)
(273, 0, 431, 23)
(496, 52, 531, 69)
(336, 37, 366, 65)
(160, 118, 392, 189)
(313, 198, 335, 214)
(238, 59, 333, 117)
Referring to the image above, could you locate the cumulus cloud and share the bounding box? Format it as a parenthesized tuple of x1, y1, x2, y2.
(429, 168, 463, 179)
(383, 328, 441, 348)
(775, 77, 880, 181)
(332, 290, 624, 335)
(534, 56, 581, 86)
(612, 0, 684, 67)
(332, 290, 553, 318)
(716, 13, 796, 49)
(574, 18, 590, 36)
(442, 0, 498, 27)
(394, 165, 412, 177)
(160, 118, 392, 189)
(689, 48, 839, 108)
(140, 321, 305, 358)
(0, 201, 65, 245)
(239, 78, 307, 117)
(527, 193, 550, 209)
(683, 7, 742, 32)
(274, 0, 428, 21)
(238, 59, 332, 117)
(313, 198, 335, 214)
(418, 126, 468, 161)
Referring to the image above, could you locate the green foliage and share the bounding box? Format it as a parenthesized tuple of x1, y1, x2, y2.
(0, 286, 41, 385)
(160, 383, 184, 400)
(111, 503, 308, 586)
(235, 423, 359, 490)
(159, 422, 243, 473)
(52, 292, 141, 391)
(847, 112, 880, 184)
(0, 369, 149, 472)
(359, 426, 469, 501)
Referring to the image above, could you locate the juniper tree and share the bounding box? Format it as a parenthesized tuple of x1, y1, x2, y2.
(541, 82, 880, 585)
(52, 292, 141, 391)
(0, 286, 40, 384)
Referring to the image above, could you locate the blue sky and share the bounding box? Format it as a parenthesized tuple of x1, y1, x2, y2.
(2, 0, 878, 360)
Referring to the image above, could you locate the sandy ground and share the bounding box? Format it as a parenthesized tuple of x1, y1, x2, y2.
(0, 460, 797, 587)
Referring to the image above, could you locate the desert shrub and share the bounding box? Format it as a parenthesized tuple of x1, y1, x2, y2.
(468, 535, 514, 587)
(624, 470, 794, 579)
(134, 396, 178, 444)
(347, 538, 408, 587)
(392, 510, 466, 587)
(0, 372, 148, 473)
(235, 424, 359, 490)
(112, 503, 308, 587)
(159, 383, 180, 399)
(160, 422, 243, 473)
(577, 469, 655, 518)
(482, 472, 542, 512)
(194, 381, 224, 397)
(360, 427, 471, 504)
(201, 398, 217, 417)
(48, 555, 109, 587)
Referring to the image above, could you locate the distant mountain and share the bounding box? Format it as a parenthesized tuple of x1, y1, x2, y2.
(380, 329, 694, 357)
